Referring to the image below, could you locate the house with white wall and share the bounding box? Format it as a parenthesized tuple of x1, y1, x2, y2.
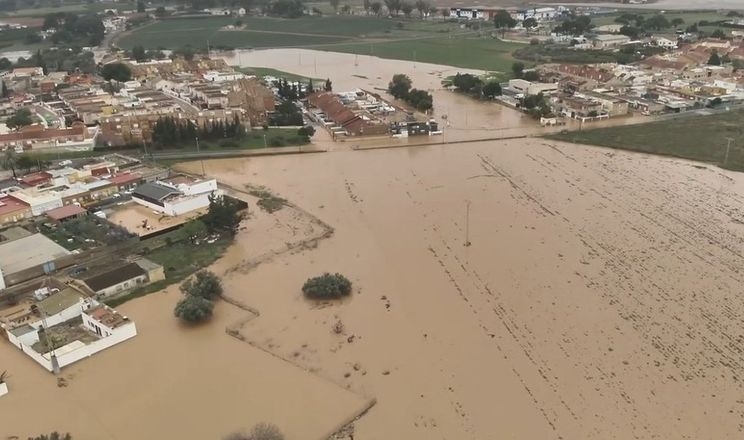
(2, 296, 136, 373)
(80, 262, 148, 298)
(131, 175, 220, 216)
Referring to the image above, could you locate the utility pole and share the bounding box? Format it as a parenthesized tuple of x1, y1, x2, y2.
(196, 135, 205, 176)
(464, 200, 471, 247)
(725, 137, 734, 166)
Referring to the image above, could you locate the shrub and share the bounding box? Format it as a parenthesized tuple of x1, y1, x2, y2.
(302, 273, 352, 299)
(180, 270, 223, 300)
(174, 295, 214, 323)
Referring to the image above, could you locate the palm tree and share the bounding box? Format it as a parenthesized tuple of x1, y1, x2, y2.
(2, 148, 17, 178)
(0, 370, 7, 383)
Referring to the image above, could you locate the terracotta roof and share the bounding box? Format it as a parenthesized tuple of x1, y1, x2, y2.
(0, 195, 29, 216)
(46, 204, 87, 221)
(0, 123, 88, 144)
(109, 172, 142, 186)
(20, 171, 52, 186)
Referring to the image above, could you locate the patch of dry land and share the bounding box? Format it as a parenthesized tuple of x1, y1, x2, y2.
(4, 51, 744, 439)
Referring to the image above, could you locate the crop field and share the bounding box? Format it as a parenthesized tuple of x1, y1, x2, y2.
(547, 109, 744, 171)
(118, 15, 396, 49)
(316, 36, 524, 72)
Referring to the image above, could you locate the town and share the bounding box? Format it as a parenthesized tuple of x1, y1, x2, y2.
(1, 0, 744, 439)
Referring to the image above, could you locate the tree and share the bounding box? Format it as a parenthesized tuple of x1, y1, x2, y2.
(711, 29, 727, 39)
(302, 273, 352, 299)
(452, 73, 482, 95)
(180, 270, 223, 300)
(511, 62, 525, 79)
(224, 423, 285, 440)
(388, 73, 412, 99)
(329, 0, 339, 12)
(1, 81, 8, 98)
(341, 4, 351, 14)
(155, 6, 167, 17)
(174, 294, 214, 323)
(2, 148, 16, 178)
(620, 25, 640, 39)
(204, 194, 244, 235)
(28, 434, 73, 440)
(554, 14, 593, 36)
(297, 125, 315, 140)
(324, 78, 332, 91)
(101, 63, 132, 82)
(523, 17, 538, 29)
(0, 57, 11, 70)
(644, 14, 670, 31)
(132, 45, 147, 62)
(6, 108, 33, 130)
(363, 0, 371, 14)
(671, 17, 684, 28)
(523, 70, 540, 81)
(401, 2, 413, 17)
(384, 0, 401, 16)
(482, 81, 502, 99)
(406, 88, 432, 111)
(137, 0, 146, 12)
(16, 154, 34, 173)
(414, 0, 428, 18)
(249, 423, 285, 440)
(493, 9, 516, 34)
(370, 2, 382, 16)
(708, 50, 721, 66)
(177, 219, 207, 244)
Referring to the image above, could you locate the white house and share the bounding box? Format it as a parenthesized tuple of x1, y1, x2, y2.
(131, 176, 221, 217)
(654, 37, 678, 49)
(81, 262, 148, 298)
(3, 296, 137, 373)
(508, 79, 559, 96)
(203, 70, 246, 82)
(592, 34, 632, 49)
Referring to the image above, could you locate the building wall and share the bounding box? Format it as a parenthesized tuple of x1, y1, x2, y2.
(95, 274, 147, 298)
(0, 381, 7, 397)
(0, 208, 32, 224)
(163, 192, 218, 216)
(5, 301, 137, 372)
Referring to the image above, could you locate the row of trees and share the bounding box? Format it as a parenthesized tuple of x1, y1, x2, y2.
(388, 73, 433, 112)
(269, 100, 304, 126)
(42, 12, 105, 46)
(450, 73, 502, 99)
(150, 116, 247, 148)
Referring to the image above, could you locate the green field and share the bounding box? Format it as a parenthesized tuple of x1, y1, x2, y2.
(547, 110, 744, 172)
(117, 15, 524, 71)
(316, 36, 524, 72)
(117, 15, 398, 49)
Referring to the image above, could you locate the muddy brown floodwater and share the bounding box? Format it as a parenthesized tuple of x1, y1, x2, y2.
(175, 139, 744, 440)
(4, 51, 744, 440)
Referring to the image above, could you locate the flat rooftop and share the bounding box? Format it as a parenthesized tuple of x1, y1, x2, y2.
(107, 202, 206, 236)
(37, 287, 84, 316)
(86, 305, 129, 329)
(0, 233, 71, 275)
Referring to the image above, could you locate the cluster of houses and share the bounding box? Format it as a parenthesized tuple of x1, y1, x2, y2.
(0, 57, 277, 151)
(499, 37, 744, 123)
(449, 6, 565, 22)
(306, 89, 439, 138)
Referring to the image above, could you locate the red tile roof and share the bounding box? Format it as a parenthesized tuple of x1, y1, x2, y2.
(0, 195, 29, 216)
(109, 172, 142, 186)
(45, 204, 87, 221)
(20, 171, 52, 186)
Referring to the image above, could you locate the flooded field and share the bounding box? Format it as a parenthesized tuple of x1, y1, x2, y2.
(174, 139, 744, 439)
(4, 50, 744, 439)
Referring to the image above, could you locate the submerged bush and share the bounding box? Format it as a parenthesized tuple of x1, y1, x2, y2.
(302, 273, 352, 299)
